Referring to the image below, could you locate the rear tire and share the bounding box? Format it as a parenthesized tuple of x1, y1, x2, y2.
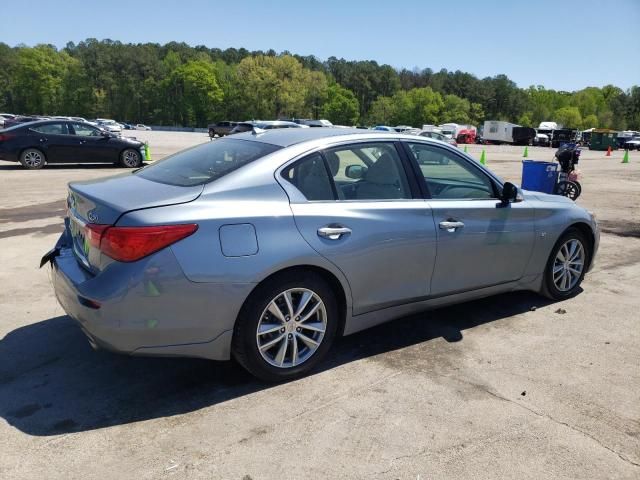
(120, 148, 142, 168)
(19, 148, 45, 169)
(232, 271, 338, 382)
(541, 228, 591, 300)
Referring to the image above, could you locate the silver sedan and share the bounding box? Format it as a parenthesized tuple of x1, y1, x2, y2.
(44, 128, 599, 381)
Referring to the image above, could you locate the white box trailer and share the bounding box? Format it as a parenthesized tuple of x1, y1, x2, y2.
(483, 121, 535, 145)
(483, 121, 517, 143)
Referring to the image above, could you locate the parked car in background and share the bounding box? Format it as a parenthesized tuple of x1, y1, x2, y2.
(419, 129, 458, 147)
(0, 113, 15, 128)
(208, 121, 238, 138)
(96, 119, 122, 134)
(3, 115, 48, 129)
(372, 125, 395, 131)
(135, 124, 152, 131)
(394, 125, 414, 133)
(624, 137, 640, 150)
(0, 120, 146, 169)
(43, 128, 599, 382)
(533, 133, 550, 147)
(294, 119, 333, 127)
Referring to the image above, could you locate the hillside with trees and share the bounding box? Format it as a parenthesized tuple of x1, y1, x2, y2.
(1, 39, 638, 130)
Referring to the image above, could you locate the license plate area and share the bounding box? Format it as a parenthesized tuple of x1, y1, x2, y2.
(70, 215, 91, 268)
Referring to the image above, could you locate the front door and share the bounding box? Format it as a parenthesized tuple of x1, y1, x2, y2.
(280, 142, 437, 315)
(404, 142, 536, 296)
(68, 122, 114, 163)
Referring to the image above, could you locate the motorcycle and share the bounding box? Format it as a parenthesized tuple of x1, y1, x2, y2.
(554, 143, 582, 200)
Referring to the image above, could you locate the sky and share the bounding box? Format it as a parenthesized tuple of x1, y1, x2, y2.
(2, 0, 639, 92)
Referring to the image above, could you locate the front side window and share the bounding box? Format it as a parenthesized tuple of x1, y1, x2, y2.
(31, 123, 68, 135)
(136, 138, 281, 187)
(406, 143, 496, 200)
(71, 123, 101, 136)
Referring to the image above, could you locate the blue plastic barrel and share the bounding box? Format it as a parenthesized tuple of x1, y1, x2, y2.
(521, 160, 558, 194)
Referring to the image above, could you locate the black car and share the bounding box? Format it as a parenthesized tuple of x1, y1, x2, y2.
(208, 121, 238, 138)
(0, 120, 146, 169)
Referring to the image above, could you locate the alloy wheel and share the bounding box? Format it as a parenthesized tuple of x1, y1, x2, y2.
(23, 150, 43, 168)
(552, 238, 585, 292)
(256, 288, 327, 368)
(123, 150, 140, 167)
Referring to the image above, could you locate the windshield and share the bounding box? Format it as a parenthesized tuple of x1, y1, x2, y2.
(136, 138, 282, 187)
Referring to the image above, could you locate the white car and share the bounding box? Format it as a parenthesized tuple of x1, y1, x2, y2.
(135, 124, 152, 131)
(0, 113, 15, 128)
(96, 119, 122, 134)
(624, 138, 640, 151)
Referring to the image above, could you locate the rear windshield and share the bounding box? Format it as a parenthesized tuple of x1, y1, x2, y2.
(136, 138, 282, 187)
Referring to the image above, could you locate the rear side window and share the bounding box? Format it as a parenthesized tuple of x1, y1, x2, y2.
(136, 138, 281, 187)
(282, 153, 334, 201)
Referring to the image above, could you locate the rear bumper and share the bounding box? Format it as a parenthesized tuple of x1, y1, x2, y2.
(49, 233, 254, 361)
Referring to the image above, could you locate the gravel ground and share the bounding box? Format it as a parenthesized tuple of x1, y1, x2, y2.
(0, 133, 638, 479)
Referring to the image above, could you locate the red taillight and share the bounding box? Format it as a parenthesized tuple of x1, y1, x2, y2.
(0, 133, 15, 142)
(86, 224, 198, 262)
(86, 224, 109, 248)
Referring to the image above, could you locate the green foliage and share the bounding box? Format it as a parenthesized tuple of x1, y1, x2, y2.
(0, 40, 637, 130)
(553, 106, 582, 129)
(322, 84, 359, 125)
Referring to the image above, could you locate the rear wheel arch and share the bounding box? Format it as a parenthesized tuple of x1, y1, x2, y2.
(237, 265, 349, 338)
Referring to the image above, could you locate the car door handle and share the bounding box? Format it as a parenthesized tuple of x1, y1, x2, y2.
(439, 220, 465, 232)
(317, 226, 352, 240)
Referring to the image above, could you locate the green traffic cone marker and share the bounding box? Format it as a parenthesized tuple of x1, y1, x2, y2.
(463, 145, 468, 153)
(480, 149, 486, 165)
(523, 146, 528, 158)
(145, 280, 161, 297)
(622, 149, 629, 164)
(144, 142, 151, 162)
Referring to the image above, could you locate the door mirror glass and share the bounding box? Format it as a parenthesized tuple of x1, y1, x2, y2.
(501, 182, 519, 203)
(345, 164, 367, 180)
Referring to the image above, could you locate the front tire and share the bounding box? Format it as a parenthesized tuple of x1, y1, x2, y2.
(20, 148, 45, 169)
(120, 148, 142, 168)
(541, 228, 591, 300)
(232, 271, 338, 382)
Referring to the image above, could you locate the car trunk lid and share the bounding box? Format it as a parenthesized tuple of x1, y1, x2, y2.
(66, 173, 203, 271)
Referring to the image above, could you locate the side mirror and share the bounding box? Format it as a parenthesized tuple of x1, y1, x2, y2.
(345, 164, 367, 180)
(501, 181, 520, 203)
(100, 130, 111, 138)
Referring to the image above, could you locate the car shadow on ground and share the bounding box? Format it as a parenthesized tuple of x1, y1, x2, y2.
(0, 291, 555, 436)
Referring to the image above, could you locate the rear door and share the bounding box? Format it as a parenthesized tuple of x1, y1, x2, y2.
(29, 122, 76, 162)
(280, 141, 437, 315)
(404, 141, 536, 296)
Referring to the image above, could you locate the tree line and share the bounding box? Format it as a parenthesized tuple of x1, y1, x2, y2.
(0, 39, 639, 130)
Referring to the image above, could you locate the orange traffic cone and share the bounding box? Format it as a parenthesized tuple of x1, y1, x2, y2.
(606, 146, 612, 156)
